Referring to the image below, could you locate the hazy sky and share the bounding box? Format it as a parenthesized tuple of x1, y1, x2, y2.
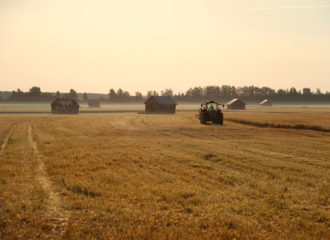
(1, 0, 330, 94)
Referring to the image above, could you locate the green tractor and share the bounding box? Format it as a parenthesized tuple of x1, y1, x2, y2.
(199, 100, 223, 125)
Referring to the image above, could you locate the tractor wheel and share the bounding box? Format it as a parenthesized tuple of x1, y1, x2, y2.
(215, 111, 223, 125)
(219, 113, 223, 125)
(200, 113, 206, 124)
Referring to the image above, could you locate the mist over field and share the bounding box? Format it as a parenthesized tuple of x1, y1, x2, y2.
(1, 85, 330, 107)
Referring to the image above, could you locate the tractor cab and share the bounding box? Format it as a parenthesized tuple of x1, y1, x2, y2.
(199, 100, 223, 125)
(202, 101, 219, 111)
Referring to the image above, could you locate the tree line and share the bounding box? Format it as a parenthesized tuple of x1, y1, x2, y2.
(2, 87, 78, 102)
(1, 85, 329, 103)
(174, 86, 330, 103)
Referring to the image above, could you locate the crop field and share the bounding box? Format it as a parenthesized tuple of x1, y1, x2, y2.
(0, 108, 329, 239)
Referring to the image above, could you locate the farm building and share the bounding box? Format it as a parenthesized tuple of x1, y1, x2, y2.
(260, 99, 272, 106)
(51, 98, 79, 114)
(144, 96, 177, 114)
(88, 99, 100, 108)
(226, 98, 246, 110)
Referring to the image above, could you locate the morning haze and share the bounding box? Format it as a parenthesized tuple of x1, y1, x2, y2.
(1, 0, 330, 94)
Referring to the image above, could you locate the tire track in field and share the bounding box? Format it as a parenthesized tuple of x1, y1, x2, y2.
(27, 125, 69, 235)
(0, 125, 16, 155)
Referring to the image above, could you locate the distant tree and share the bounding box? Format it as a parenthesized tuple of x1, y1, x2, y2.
(253, 86, 263, 97)
(289, 87, 297, 95)
(71, 89, 78, 100)
(261, 87, 274, 97)
(161, 89, 173, 97)
(108, 89, 116, 100)
(6, 87, 54, 102)
(56, 91, 60, 98)
(123, 91, 130, 98)
(117, 88, 124, 97)
(277, 89, 286, 95)
(185, 87, 203, 100)
(147, 90, 158, 97)
(13, 89, 24, 99)
(192, 87, 203, 99)
(135, 91, 142, 99)
(64, 89, 78, 100)
(221, 85, 232, 98)
(303, 88, 312, 95)
(29, 86, 41, 96)
(204, 86, 221, 99)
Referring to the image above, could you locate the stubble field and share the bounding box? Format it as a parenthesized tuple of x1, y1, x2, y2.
(0, 107, 329, 239)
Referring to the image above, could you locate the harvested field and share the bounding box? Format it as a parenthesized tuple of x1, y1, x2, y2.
(0, 108, 329, 239)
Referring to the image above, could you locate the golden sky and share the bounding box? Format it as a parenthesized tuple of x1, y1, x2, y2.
(1, 0, 330, 94)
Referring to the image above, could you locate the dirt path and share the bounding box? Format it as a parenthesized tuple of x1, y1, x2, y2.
(27, 125, 69, 235)
(0, 125, 16, 155)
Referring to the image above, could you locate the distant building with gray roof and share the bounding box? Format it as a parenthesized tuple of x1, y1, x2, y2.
(144, 96, 177, 114)
(226, 98, 246, 110)
(260, 99, 272, 106)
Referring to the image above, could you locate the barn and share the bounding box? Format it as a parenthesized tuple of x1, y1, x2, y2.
(144, 96, 177, 114)
(51, 98, 79, 114)
(226, 98, 246, 110)
(260, 99, 272, 106)
(88, 99, 100, 108)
